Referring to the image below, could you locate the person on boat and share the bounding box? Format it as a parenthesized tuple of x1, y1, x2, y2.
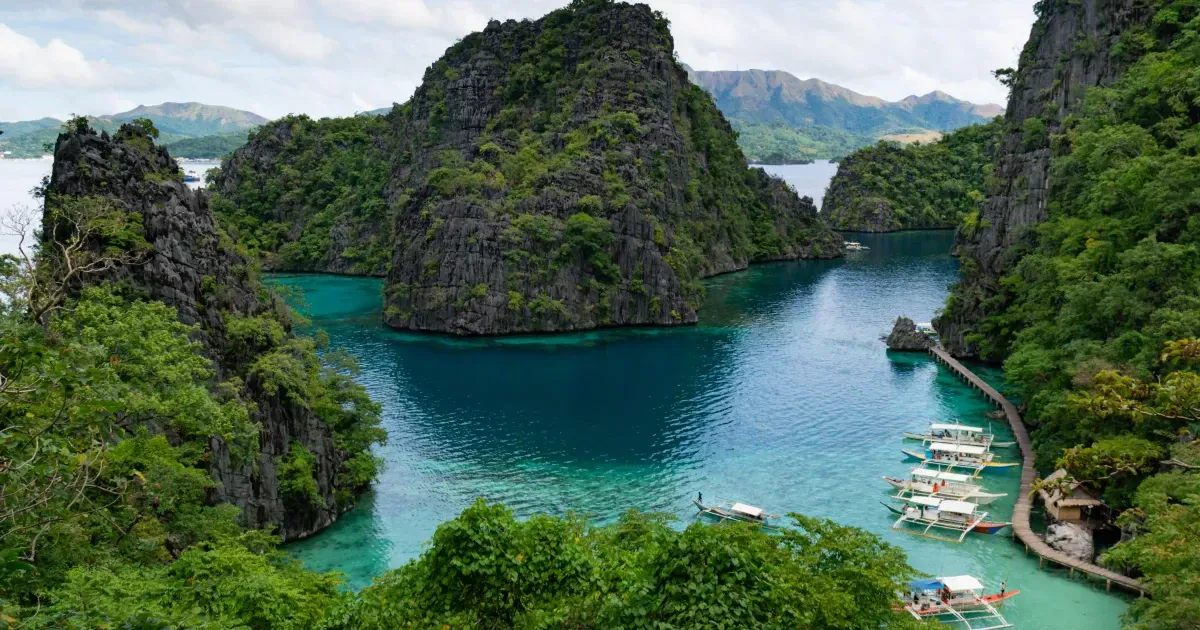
(1000, 579, 1007, 596)
(697, 491, 703, 504)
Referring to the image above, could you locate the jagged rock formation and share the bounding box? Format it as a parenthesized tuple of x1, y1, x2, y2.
(211, 0, 843, 336)
(45, 123, 377, 540)
(885, 316, 935, 351)
(934, 0, 1153, 356)
(1045, 522, 1094, 562)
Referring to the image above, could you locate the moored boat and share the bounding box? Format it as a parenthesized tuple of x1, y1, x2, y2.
(899, 575, 1018, 629)
(883, 467, 1007, 505)
(883, 497, 1010, 542)
(693, 497, 780, 529)
(902, 442, 1019, 474)
(902, 421, 1015, 449)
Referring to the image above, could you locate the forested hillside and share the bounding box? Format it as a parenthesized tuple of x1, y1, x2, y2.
(935, 1, 1200, 625)
(0, 103, 265, 159)
(822, 120, 1001, 232)
(689, 68, 1001, 162)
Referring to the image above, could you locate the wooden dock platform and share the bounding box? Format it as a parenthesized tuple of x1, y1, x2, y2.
(928, 345, 1146, 596)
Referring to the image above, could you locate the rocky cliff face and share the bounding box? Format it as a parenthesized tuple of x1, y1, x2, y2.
(380, 1, 841, 334)
(822, 146, 915, 233)
(45, 123, 376, 540)
(212, 0, 842, 336)
(935, 0, 1153, 357)
(885, 316, 935, 351)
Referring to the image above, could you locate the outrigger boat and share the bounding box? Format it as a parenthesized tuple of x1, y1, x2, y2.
(883, 467, 1007, 505)
(899, 575, 1018, 629)
(903, 422, 1015, 449)
(901, 442, 1019, 474)
(693, 498, 780, 529)
(883, 497, 1011, 542)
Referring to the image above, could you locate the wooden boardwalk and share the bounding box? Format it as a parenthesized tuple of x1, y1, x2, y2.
(928, 345, 1146, 595)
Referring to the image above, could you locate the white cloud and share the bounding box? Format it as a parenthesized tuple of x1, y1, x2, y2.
(0, 1, 1036, 122)
(320, 0, 489, 34)
(0, 22, 151, 90)
(248, 20, 337, 62)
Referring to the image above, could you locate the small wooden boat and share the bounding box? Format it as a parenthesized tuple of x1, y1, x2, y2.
(693, 498, 780, 528)
(883, 467, 1007, 505)
(899, 575, 1018, 629)
(903, 421, 1015, 449)
(883, 498, 1010, 542)
(902, 442, 1019, 474)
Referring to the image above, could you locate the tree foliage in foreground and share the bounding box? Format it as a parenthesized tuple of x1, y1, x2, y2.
(329, 500, 924, 630)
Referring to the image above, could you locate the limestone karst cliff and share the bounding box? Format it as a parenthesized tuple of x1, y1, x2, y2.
(44, 122, 383, 540)
(209, 0, 843, 335)
(934, 0, 1153, 356)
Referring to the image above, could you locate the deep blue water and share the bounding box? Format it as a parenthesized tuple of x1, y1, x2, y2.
(277, 230, 1126, 628)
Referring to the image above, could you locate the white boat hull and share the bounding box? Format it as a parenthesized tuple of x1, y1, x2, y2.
(902, 431, 1016, 449)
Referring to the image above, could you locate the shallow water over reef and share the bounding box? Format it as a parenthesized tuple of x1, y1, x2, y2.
(278, 230, 1127, 628)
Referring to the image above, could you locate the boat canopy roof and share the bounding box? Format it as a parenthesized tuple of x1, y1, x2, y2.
(730, 502, 763, 517)
(909, 577, 944, 591)
(931, 423, 983, 433)
(929, 442, 988, 455)
(909, 495, 942, 507)
(938, 500, 977, 515)
(910, 468, 972, 483)
(941, 575, 984, 592)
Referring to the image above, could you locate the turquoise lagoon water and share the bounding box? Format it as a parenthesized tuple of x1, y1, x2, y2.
(279, 231, 1126, 628)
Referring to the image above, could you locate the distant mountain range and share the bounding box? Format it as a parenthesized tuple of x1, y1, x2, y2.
(682, 67, 1003, 162)
(1, 75, 1000, 163)
(0, 102, 267, 159)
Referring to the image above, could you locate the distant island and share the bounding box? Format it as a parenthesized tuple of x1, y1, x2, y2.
(0, 102, 265, 159)
(684, 66, 1002, 163)
(822, 120, 1001, 232)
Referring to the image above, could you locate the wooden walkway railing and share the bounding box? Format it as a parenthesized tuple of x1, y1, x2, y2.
(928, 345, 1146, 595)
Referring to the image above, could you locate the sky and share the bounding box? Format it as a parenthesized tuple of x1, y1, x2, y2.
(0, 0, 1036, 123)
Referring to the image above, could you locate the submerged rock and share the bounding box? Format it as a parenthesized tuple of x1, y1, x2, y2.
(886, 316, 935, 351)
(1045, 522, 1094, 562)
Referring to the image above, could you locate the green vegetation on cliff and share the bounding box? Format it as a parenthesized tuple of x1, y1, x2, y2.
(210, 114, 391, 275)
(940, 2, 1200, 625)
(1, 121, 383, 625)
(822, 120, 1001, 231)
(213, 0, 841, 335)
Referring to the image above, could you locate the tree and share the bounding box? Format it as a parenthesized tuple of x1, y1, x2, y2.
(330, 500, 924, 630)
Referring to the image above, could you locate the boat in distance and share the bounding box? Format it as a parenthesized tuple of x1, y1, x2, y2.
(902, 421, 1015, 449)
(883, 498, 1011, 542)
(900, 575, 1018, 629)
(883, 467, 1007, 505)
(693, 497, 780, 529)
